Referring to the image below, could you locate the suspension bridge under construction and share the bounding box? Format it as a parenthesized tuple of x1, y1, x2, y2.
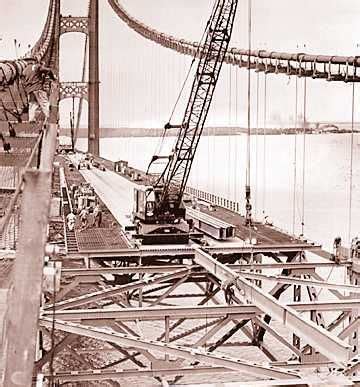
(0, 1, 359, 386)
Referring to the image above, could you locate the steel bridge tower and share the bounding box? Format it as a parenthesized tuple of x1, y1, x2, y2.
(58, 0, 100, 156)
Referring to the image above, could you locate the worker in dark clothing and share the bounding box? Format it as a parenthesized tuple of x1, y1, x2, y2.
(93, 204, 103, 227)
(0, 132, 11, 153)
(22, 59, 56, 122)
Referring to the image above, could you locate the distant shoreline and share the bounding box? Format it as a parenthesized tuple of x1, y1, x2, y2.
(60, 126, 360, 138)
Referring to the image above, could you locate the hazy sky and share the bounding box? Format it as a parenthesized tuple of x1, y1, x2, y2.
(2, 0, 360, 127)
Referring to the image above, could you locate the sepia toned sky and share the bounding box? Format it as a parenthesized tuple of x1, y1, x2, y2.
(1, 0, 360, 127)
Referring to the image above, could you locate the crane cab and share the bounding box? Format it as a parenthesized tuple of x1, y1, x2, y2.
(133, 185, 157, 224)
(132, 185, 196, 244)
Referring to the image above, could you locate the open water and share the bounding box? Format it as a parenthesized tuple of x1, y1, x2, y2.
(77, 132, 360, 252)
(76, 133, 358, 385)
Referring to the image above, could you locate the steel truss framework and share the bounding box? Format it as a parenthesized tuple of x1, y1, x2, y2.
(2, 1, 360, 386)
(60, 16, 89, 35)
(38, 245, 360, 386)
(59, 81, 89, 101)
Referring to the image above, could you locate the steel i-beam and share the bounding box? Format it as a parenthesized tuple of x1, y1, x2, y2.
(193, 247, 351, 363)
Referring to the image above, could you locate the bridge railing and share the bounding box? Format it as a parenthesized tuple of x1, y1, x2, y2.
(185, 186, 241, 214)
(1, 82, 60, 387)
(109, 0, 360, 82)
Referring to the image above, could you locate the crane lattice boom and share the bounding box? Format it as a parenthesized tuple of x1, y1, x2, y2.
(156, 0, 239, 216)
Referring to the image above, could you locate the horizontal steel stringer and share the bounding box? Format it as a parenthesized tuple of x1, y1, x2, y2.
(41, 300, 360, 322)
(39, 317, 299, 380)
(241, 272, 360, 293)
(44, 268, 191, 311)
(193, 247, 351, 364)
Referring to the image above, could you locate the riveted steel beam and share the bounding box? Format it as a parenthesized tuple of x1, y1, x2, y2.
(194, 247, 351, 363)
(39, 318, 299, 380)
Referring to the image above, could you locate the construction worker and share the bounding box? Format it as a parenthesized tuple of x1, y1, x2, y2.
(79, 207, 89, 232)
(0, 132, 10, 153)
(92, 204, 103, 227)
(22, 59, 56, 122)
(66, 211, 76, 231)
(244, 202, 252, 226)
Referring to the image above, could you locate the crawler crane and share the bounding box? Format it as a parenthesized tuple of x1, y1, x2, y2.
(133, 0, 239, 244)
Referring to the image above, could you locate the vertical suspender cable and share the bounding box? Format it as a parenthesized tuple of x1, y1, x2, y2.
(75, 0, 90, 144)
(228, 65, 232, 199)
(292, 76, 298, 234)
(255, 70, 259, 218)
(235, 65, 239, 203)
(263, 73, 267, 217)
(228, 133, 231, 198)
(245, 0, 252, 225)
(301, 77, 307, 236)
(229, 65, 232, 125)
(348, 81, 355, 243)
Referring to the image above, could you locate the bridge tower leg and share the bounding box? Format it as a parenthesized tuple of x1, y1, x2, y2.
(88, 0, 100, 156)
(58, 0, 99, 156)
